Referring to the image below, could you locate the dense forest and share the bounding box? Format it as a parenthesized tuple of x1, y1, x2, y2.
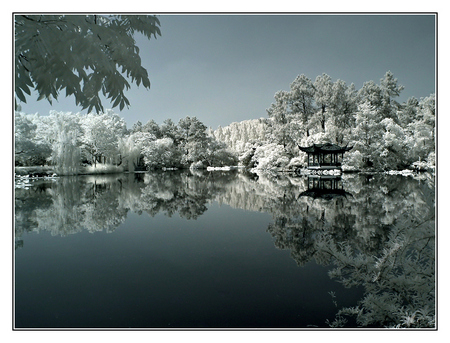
(15, 71, 435, 175)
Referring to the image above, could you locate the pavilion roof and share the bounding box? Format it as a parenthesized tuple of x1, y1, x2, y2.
(298, 143, 353, 154)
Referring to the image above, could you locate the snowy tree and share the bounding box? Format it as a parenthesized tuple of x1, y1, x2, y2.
(118, 131, 155, 171)
(378, 118, 408, 170)
(313, 73, 333, 132)
(80, 111, 127, 166)
(142, 119, 163, 139)
(47, 112, 83, 175)
(379, 70, 404, 121)
(358, 80, 383, 112)
(130, 120, 143, 133)
(15, 112, 51, 166)
(398, 97, 419, 127)
(349, 102, 383, 169)
(160, 118, 180, 144)
(177, 116, 209, 166)
(289, 74, 316, 137)
(213, 119, 267, 154)
(15, 14, 161, 112)
(327, 80, 358, 144)
(252, 143, 290, 172)
(402, 94, 435, 167)
(142, 138, 181, 169)
(203, 139, 238, 167)
(266, 90, 297, 149)
(358, 72, 404, 123)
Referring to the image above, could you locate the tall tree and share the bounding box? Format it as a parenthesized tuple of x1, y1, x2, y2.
(313, 73, 333, 132)
(379, 71, 404, 121)
(351, 102, 383, 168)
(398, 97, 419, 127)
(266, 90, 293, 149)
(289, 74, 315, 137)
(15, 14, 161, 112)
(327, 80, 358, 144)
(177, 116, 209, 166)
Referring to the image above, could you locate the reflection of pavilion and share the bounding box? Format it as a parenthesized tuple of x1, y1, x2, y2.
(299, 175, 352, 200)
(299, 143, 352, 170)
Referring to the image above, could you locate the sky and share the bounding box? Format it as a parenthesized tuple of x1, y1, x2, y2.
(18, 14, 436, 130)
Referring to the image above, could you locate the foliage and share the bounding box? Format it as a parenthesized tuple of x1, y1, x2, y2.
(214, 71, 434, 172)
(14, 112, 51, 166)
(15, 14, 161, 112)
(15, 111, 238, 174)
(15, 71, 434, 174)
(48, 112, 83, 175)
(252, 143, 290, 172)
(142, 138, 181, 169)
(262, 173, 435, 328)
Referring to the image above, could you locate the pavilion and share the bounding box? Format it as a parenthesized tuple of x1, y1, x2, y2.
(298, 143, 352, 170)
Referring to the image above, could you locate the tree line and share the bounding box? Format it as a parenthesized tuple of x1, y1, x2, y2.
(213, 71, 435, 172)
(15, 110, 237, 175)
(15, 71, 435, 175)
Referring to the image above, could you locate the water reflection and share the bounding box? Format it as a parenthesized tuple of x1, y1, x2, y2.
(299, 175, 352, 200)
(15, 170, 435, 328)
(263, 172, 435, 327)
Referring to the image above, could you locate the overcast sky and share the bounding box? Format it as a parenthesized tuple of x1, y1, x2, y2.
(19, 14, 436, 130)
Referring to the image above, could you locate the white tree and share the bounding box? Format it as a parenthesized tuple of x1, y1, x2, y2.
(118, 131, 155, 171)
(15, 112, 51, 166)
(349, 102, 383, 169)
(46, 112, 83, 175)
(142, 138, 180, 169)
(313, 73, 333, 132)
(80, 111, 127, 166)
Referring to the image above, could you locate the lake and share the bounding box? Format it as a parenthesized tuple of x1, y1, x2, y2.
(14, 170, 435, 329)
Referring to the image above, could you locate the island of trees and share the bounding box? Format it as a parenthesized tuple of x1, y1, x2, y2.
(15, 71, 435, 176)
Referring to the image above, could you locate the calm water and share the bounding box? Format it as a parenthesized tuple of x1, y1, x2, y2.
(14, 170, 435, 329)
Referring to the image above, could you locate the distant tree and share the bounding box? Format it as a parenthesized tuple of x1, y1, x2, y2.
(203, 139, 238, 167)
(328, 80, 358, 144)
(118, 131, 155, 171)
(47, 112, 83, 175)
(405, 95, 435, 164)
(379, 71, 404, 121)
(313, 73, 333, 132)
(358, 80, 383, 110)
(160, 118, 180, 144)
(266, 90, 295, 149)
(15, 14, 161, 112)
(398, 97, 419, 127)
(142, 119, 163, 139)
(289, 74, 316, 137)
(131, 121, 143, 133)
(80, 111, 127, 166)
(358, 71, 404, 122)
(177, 116, 209, 166)
(14, 112, 51, 166)
(350, 102, 383, 169)
(142, 138, 181, 169)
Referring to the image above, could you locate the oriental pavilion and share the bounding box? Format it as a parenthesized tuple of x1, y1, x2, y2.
(298, 143, 352, 170)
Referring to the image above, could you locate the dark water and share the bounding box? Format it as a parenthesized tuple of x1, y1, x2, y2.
(14, 170, 435, 329)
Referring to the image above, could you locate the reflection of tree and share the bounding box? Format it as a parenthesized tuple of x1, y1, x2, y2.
(29, 175, 128, 236)
(14, 170, 237, 240)
(15, 180, 54, 249)
(15, 170, 435, 327)
(139, 172, 210, 219)
(262, 172, 435, 328)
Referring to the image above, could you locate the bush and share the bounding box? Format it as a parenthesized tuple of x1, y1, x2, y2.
(252, 143, 290, 171)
